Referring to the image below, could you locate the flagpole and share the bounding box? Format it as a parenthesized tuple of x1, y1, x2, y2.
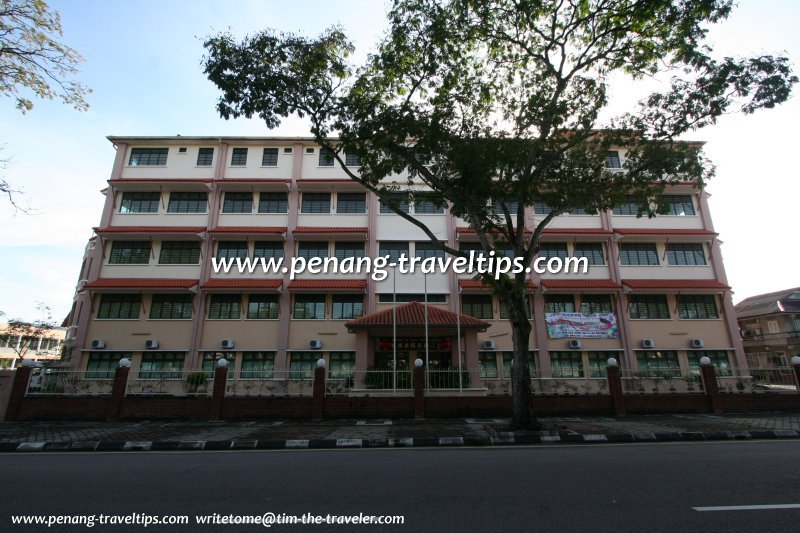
(457, 290, 462, 393)
(393, 266, 397, 396)
(424, 272, 429, 390)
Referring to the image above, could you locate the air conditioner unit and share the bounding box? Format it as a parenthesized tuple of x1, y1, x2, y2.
(641, 339, 655, 349)
(690, 338, 704, 349)
(145, 339, 159, 349)
(220, 339, 235, 350)
(309, 339, 322, 349)
(482, 340, 496, 350)
(90, 339, 106, 349)
(568, 339, 582, 349)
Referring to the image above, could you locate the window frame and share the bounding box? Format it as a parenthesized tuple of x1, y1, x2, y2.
(119, 191, 160, 214)
(619, 243, 660, 266)
(261, 147, 278, 166)
(167, 191, 207, 214)
(158, 241, 201, 265)
(129, 148, 168, 166)
(196, 147, 214, 166)
(257, 191, 288, 213)
(230, 147, 248, 166)
(293, 294, 326, 320)
(97, 294, 141, 320)
(628, 295, 671, 320)
(222, 192, 253, 214)
(207, 294, 242, 320)
(246, 294, 280, 320)
(108, 241, 151, 265)
(149, 294, 193, 320)
(301, 192, 332, 213)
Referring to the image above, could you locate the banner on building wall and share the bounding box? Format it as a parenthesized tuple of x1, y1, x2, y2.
(545, 313, 619, 339)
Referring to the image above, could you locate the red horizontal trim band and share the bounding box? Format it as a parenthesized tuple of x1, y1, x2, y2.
(287, 279, 367, 290)
(203, 279, 282, 289)
(108, 179, 213, 183)
(613, 229, 717, 236)
(296, 179, 360, 183)
(458, 279, 536, 290)
(456, 227, 533, 235)
(95, 226, 206, 234)
(208, 226, 287, 234)
(346, 301, 489, 328)
(622, 279, 730, 290)
(215, 178, 291, 183)
(293, 226, 368, 234)
(542, 228, 612, 235)
(540, 279, 621, 290)
(85, 278, 198, 289)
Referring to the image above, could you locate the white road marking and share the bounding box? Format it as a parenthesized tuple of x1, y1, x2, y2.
(693, 504, 800, 511)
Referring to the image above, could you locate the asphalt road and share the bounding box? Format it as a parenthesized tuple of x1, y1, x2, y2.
(2, 441, 800, 532)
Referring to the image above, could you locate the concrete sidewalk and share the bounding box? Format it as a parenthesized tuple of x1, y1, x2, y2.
(2, 414, 800, 451)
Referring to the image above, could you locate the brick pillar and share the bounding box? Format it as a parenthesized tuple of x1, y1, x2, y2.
(606, 365, 626, 416)
(209, 366, 228, 420)
(701, 364, 723, 414)
(106, 366, 130, 422)
(312, 365, 325, 421)
(413, 364, 425, 419)
(4, 366, 32, 422)
(793, 363, 800, 393)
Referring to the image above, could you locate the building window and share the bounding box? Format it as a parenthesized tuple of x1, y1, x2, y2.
(580, 295, 613, 314)
(197, 147, 214, 166)
(301, 192, 331, 213)
(329, 352, 356, 379)
(247, 294, 279, 319)
(414, 193, 444, 214)
(86, 352, 129, 379)
(216, 241, 248, 260)
(415, 242, 445, 259)
(97, 294, 140, 319)
(379, 193, 410, 214)
(253, 241, 284, 259)
(208, 294, 241, 320)
(533, 199, 553, 214)
(636, 350, 679, 374)
(688, 350, 731, 376)
(462, 295, 493, 319)
(379, 242, 409, 263)
(499, 297, 531, 319)
(150, 294, 193, 319)
(167, 192, 207, 213)
(605, 151, 621, 169)
(139, 352, 185, 379)
(574, 243, 605, 265)
(377, 294, 447, 303)
(222, 192, 253, 213)
(539, 243, 569, 260)
(337, 192, 366, 213)
(345, 153, 361, 167)
(120, 191, 159, 213)
(201, 352, 229, 379)
(332, 295, 364, 320)
(293, 294, 326, 319)
(297, 241, 329, 260)
(261, 148, 278, 166)
(257, 192, 288, 213)
(502, 352, 536, 378)
(230, 147, 248, 166)
(491, 198, 519, 215)
(478, 352, 499, 378)
(677, 294, 719, 319)
(612, 196, 640, 216)
(659, 194, 696, 216)
(629, 295, 670, 319)
(129, 148, 167, 166)
(289, 352, 317, 379)
(334, 241, 365, 259)
(550, 351, 583, 378)
(109, 241, 151, 264)
(667, 243, 706, 266)
(240, 352, 275, 378)
(619, 243, 659, 266)
(318, 148, 335, 166)
(546, 294, 575, 313)
(586, 352, 614, 377)
(569, 206, 588, 215)
(159, 241, 201, 264)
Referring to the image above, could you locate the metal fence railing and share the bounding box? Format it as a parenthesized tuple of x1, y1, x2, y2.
(718, 368, 798, 394)
(126, 370, 214, 396)
(226, 370, 314, 397)
(324, 370, 413, 396)
(26, 369, 114, 396)
(424, 368, 475, 392)
(621, 368, 704, 394)
(481, 373, 610, 396)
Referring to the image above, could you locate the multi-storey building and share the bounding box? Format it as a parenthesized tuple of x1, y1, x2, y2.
(735, 288, 800, 370)
(64, 136, 745, 387)
(0, 325, 67, 369)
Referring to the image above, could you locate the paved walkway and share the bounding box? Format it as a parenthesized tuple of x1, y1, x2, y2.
(2, 414, 800, 450)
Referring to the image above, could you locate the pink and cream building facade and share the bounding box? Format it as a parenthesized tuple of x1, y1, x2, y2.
(64, 136, 745, 385)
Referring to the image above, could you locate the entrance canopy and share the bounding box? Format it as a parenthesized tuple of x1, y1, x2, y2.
(345, 301, 490, 335)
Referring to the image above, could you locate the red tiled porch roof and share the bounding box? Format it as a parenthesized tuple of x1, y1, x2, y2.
(287, 279, 367, 291)
(293, 226, 368, 234)
(613, 229, 717, 237)
(95, 226, 206, 234)
(456, 227, 533, 235)
(215, 178, 291, 183)
(203, 279, 282, 290)
(458, 279, 536, 291)
(622, 279, 730, 291)
(208, 226, 287, 235)
(108, 178, 213, 184)
(542, 228, 612, 235)
(346, 301, 489, 329)
(84, 278, 198, 290)
(540, 279, 621, 290)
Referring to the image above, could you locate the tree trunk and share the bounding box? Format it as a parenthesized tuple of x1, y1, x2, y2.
(509, 306, 538, 430)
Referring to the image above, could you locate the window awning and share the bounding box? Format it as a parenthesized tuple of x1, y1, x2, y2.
(208, 226, 287, 238)
(613, 229, 717, 242)
(108, 179, 212, 191)
(346, 301, 489, 331)
(94, 226, 206, 239)
(287, 279, 367, 292)
(458, 279, 536, 292)
(83, 278, 199, 292)
(540, 279, 621, 292)
(293, 227, 368, 239)
(202, 279, 283, 291)
(622, 279, 730, 292)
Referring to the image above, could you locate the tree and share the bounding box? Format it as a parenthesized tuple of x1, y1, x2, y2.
(0, 303, 57, 368)
(202, 0, 796, 428)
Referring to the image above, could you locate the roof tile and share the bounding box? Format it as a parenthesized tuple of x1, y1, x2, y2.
(346, 301, 489, 329)
(203, 279, 282, 290)
(84, 278, 198, 289)
(622, 279, 730, 290)
(288, 279, 367, 290)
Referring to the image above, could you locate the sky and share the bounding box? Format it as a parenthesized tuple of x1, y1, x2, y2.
(0, 0, 798, 322)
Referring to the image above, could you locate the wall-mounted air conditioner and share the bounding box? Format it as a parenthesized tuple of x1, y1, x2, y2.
(568, 340, 582, 349)
(220, 339, 235, 350)
(309, 339, 322, 349)
(641, 339, 655, 349)
(91, 339, 106, 349)
(482, 340, 496, 350)
(690, 338, 704, 349)
(145, 339, 159, 349)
